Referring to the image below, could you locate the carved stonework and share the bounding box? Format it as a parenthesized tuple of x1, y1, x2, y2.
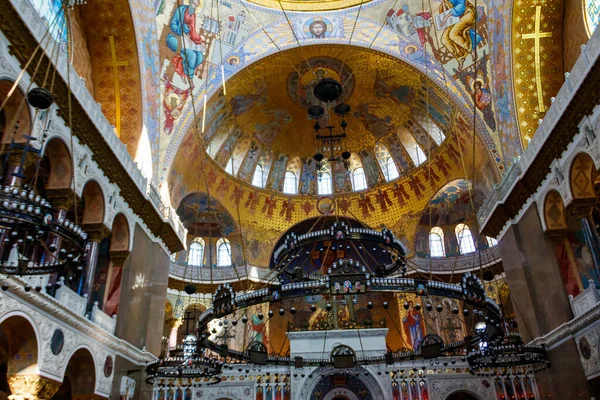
(7, 374, 61, 400)
(543, 190, 568, 235)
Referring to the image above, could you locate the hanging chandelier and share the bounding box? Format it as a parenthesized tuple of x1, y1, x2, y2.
(0, 88, 87, 283)
(309, 78, 352, 174)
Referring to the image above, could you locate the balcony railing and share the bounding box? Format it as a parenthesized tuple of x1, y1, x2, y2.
(169, 261, 271, 283)
(408, 246, 501, 274)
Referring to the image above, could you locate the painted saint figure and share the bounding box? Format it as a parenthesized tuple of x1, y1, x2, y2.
(403, 301, 426, 350)
(166, 0, 206, 82)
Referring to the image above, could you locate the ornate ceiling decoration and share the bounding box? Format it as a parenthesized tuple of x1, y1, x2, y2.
(512, 0, 564, 146)
(78, 0, 143, 156)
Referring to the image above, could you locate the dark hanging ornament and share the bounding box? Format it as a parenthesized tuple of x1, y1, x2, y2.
(383, 302, 389, 310)
(367, 301, 373, 310)
(241, 316, 248, 324)
(326, 303, 332, 312)
(310, 304, 317, 312)
(268, 310, 274, 318)
(290, 307, 296, 315)
(27, 87, 54, 110)
(403, 301, 409, 310)
(184, 284, 197, 295)
(279, 308, 285, 316)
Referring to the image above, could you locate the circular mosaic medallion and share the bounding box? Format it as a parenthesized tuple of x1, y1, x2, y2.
(103, 355, 114, 377)
(579, 336, 592, 359)
(50, 329, 64, 355)
(287, 57, 354, 109)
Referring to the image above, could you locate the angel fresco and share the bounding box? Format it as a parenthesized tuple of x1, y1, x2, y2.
(374, 70, 416, 107)
(230, 78, 268, 117)
(353, 104, 396, 140)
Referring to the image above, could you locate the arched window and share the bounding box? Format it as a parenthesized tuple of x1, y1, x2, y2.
(188, 238, 205, 267)
(429, 227, 445, 257)
(283, 171, 297, 194)
(252, 164, 265, 188)
(455, 224, 476, 255)
(318, 172, 332, 195)
(585, 0, 600, 36)
(225, 157, 234, 175)
(383, 157, 400, 181)
(486, 236, 498, 247)
(374, 142, 400, 182)
(216, 238, 232, 267)
(170, 252, 178, 262)
(397, 127, 427, 166)
(352, 167, 368, 191)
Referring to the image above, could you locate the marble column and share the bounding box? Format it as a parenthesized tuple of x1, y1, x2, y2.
(7, 374, 61, 400)
(166, 318, 182, 350)
(80, 223, 110, 304)
(498, 202, 590, 397)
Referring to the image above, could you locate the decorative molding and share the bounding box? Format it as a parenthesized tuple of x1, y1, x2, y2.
(0, 277, 157, 368)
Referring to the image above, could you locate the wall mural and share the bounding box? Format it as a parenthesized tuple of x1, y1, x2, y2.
(147, 0, 520, 185)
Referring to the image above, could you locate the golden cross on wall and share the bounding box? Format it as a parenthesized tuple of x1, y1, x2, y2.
(522, 5, 552, 113)
(102, 36, 128, 137)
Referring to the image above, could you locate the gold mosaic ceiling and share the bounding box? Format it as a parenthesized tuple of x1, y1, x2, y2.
(207, 45, 454, 160)
(245, 0, 373, 11)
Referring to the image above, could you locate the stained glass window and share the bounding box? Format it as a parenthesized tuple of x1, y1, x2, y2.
(585, 0, 600, 36)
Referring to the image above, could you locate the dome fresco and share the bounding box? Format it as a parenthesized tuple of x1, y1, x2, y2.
(180, 45, 492, 197)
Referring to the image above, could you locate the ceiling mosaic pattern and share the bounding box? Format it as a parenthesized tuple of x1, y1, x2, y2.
(150, 0, 520, 184)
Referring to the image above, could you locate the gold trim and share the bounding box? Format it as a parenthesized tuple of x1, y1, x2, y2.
(521, 6, 552, 113)
(102, 36, 128, 137)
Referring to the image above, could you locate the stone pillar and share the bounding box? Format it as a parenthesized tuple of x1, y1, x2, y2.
(7, 374, 61, 400)
(80, 223, 110, 303)
(166, 318, 182, 350)
(498, 202, 590, 397)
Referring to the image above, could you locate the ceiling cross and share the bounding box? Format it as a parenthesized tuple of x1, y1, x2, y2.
(182, 311, 196, 335)
(102, 35, 128, 137)
(521, 5, 552, 113)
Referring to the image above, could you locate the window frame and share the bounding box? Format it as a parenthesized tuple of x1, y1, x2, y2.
(352, 167, 368, 191)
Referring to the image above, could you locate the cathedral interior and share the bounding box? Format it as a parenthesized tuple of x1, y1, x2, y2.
(0, 0, 599, 398)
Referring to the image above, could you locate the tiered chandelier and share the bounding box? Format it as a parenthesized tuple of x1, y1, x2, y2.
(146, 220, 548, 385)
(308, 78, 352, 175)
(0, 89, 87, 285)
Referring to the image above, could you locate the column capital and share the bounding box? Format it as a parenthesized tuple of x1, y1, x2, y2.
(110, 249, 130, 265)
(82, 223, 111, 242)
(45, 188, 76, 210)
(568, 198, 596, 218)
(7, 374, 61, 400)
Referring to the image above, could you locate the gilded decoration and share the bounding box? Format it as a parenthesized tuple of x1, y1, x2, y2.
(202, 46, 447, 161)
(512, 0, 564, 146)
(544, 190, 568, 233)
(78, 0, 143, 155)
